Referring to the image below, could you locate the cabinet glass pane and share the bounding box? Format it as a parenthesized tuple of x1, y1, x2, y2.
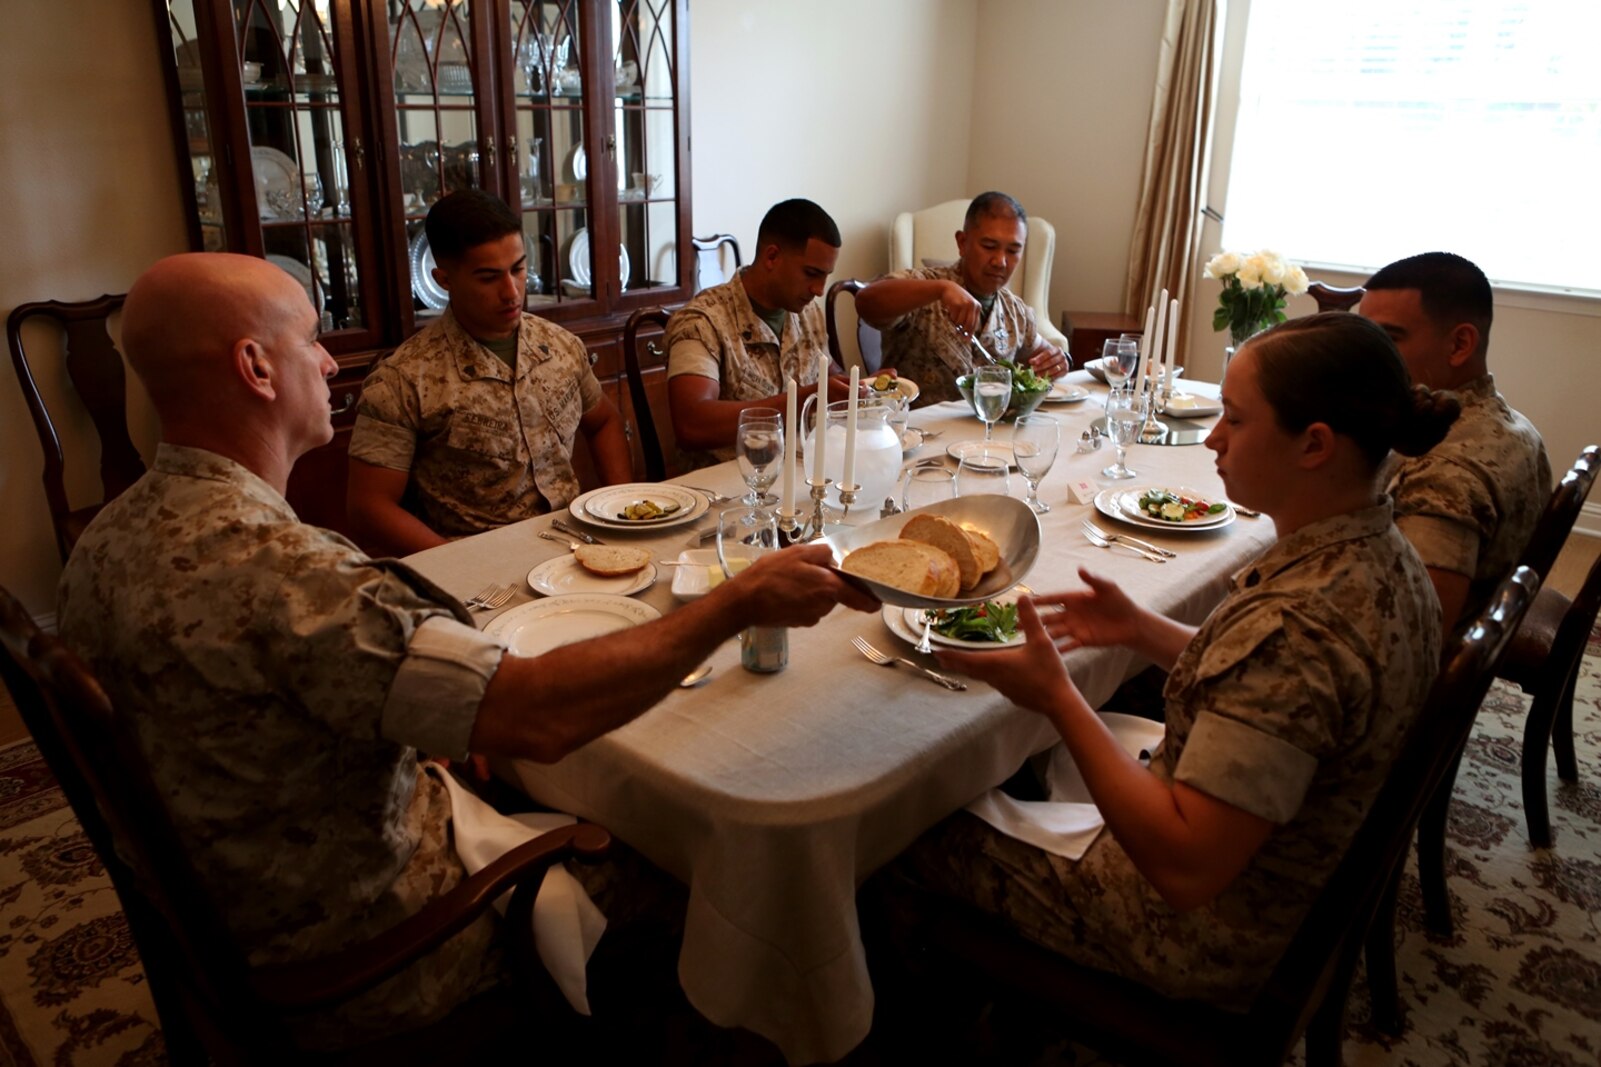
(615, 0, 676, 292)
(510, 1, 592, 303)
(233, 0, 363, 329)
(392, 0, 484, 316)
(167, 0, 228, 252)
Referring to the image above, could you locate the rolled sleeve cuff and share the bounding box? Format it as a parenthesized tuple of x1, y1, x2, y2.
(1173, 711, 1317, 824)
(1395, 513, 1479, 577)
(666, 339, 720, 382)
(381, 616, 505, 759)
(349, 414, 419, 472)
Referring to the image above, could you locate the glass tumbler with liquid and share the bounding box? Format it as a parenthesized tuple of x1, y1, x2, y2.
(717, 507, 786, 672)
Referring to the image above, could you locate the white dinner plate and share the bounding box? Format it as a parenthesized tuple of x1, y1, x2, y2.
(885, 584, 1033, 651)
(570, 227, 592, 286)
(526, 554, 656, 598)
(947, 440, 1017, 469)
(1160, 392, 1223, 418)
(571, 143, 588, 181)
(409, 231, 449, 310)
(251, 145, 300, 219)
(1093, 488, 1236, 533)
(1043, 381, 1090, 404)
(569, 482, 711, 530)
(484, 594, 660, 656)
(1118, 486, 1233, 527)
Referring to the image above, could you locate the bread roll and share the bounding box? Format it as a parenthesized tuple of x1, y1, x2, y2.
(842, 539, 959, 598)
(963, 528, 1001, 577)
(573, 544, 651, 577)
(902, 513, 980, 591)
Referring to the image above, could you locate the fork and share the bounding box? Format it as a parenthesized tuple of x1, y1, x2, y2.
(850, 636, 966, 691)
(463, 583, 516, 610)
(681, 484, 737, 505)
(1081, 524, 1166, 563)
(1081, 519, 1177, 559)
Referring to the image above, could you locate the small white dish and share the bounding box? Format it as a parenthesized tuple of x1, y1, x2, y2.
(670, 548, 722, 601)
(901, 427, 926, 454)
(868, 375, 919, 405)
(947, 440, 1017, 469)
(1044, 381, 1090, 404)
(1161, 393, 1223, 418)
(527, 554, 656, 598)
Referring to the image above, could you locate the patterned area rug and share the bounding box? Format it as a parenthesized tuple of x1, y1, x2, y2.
(0, 631, 1596, 1066)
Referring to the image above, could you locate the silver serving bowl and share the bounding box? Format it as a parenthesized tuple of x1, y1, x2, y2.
(822, 495, 1041, 608)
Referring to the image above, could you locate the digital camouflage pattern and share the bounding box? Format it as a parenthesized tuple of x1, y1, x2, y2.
(351, 308, 604, 535)
(897, 501, 1441, 1008)
(875, 264, 1040, 407)
(1385, 373, 1551, 625)
(57, 444, 501, 1044)
(664, 272, 829, 465)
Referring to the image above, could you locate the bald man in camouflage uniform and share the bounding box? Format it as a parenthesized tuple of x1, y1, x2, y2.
(897, 501, 1441, 1006)
(858, 192, 1069, 408)
(58, 253, 875, 1047)
(1361, 252, 1550, 634)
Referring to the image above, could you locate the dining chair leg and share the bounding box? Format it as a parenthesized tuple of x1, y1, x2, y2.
(1304, 979, 1348, 1067)
(1418, 753, 1462, 936)
(1364, 866, 1403, 1035)
(1552, 664, 1580, 782)
(1521, 683, 1561, 848)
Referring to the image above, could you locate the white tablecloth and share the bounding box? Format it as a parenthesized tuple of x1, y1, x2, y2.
(404, 373, 1276, 1064)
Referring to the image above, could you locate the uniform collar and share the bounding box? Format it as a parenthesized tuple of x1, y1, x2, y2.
(1232, 498, 1394, 590)
(440, 307, 546, 384)
(733, 268, 787, 346)
(152, 443, 295, 517)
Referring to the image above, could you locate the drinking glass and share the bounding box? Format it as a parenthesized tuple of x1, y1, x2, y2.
(717, 507, 786, 672)
(1012, 413, 1060, 514)
(972, 364, 1012, 454)
(957, 453, 1011, 496)
(1101, 337, 1139, 391)
(736, 408, 783, 507)
(901, 466, 955, 511)
(1102, 388, 1143, 480)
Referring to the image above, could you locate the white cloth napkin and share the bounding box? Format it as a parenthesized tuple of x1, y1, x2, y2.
(429, 766, 608, 1014)
(965, 712, 1167, 861)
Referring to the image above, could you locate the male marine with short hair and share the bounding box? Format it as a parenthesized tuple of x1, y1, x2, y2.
(348, 190, 633, 555)
(857, 191, 1069, 407)
(1360, 251, 1550, 633)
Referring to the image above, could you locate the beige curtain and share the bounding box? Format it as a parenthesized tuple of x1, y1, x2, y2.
(1122, 0, 1219, 366)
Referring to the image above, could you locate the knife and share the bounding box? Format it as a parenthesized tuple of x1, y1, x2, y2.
(1106, 531, 1177, 559)
(550, 518, 602, 545)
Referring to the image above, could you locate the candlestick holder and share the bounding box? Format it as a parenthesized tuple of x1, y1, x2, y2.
(835, 481, 861, 522)
(776, 507, 807, 546)
(1138, 381, 1170, 445)
(782, 477, 835, 542)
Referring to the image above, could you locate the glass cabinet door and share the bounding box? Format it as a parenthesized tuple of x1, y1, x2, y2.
(508, 0, 595, 307)
(167, 0, 231, 254)
(612, 0, 678, 296)
(388, 0, 492, 322)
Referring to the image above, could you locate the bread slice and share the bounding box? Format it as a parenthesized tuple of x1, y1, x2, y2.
(574, 544, 651, 577)
(963, 527, 1001, 577)
(842, 539, 959, 598)
(902, 513, 980, 591)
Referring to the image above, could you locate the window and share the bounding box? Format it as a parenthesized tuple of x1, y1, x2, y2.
(1222, 0, 1601, 295)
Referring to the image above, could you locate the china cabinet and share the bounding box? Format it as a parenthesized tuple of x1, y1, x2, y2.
(154, 0, 693, 529)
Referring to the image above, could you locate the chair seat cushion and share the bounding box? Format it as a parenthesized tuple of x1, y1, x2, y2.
(1496, 587, 1570, 692)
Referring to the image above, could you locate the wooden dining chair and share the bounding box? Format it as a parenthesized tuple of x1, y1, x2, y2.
(621, 307, 676, 482)
(0, 584, 611, 1066)
(894, 567, 1539, 1067)
(691, 233, 742, 293)
(825, 279, 882, 373)
(6, 294, 144, 561)
(1307, 281, 1364, 313)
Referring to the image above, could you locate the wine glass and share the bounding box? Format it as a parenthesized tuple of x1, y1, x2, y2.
(1102, 387, 1143, 480)
(956, 453, 1011, 496)
(972, 364, 1012, 456)
(1101, 337, 1138, 391)
(736, 408, 783, 507)
(901, 466, 955, 511)
(1012, 413, 1060, 514)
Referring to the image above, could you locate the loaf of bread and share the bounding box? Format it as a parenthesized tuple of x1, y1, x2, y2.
(901, 514, 980, 591)
(573, 544, 651, 577)
(841, 539, 960, 598)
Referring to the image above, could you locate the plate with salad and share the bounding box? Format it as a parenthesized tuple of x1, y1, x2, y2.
(1099, 486, 1234, 531)
(883, 586, 1032, 650)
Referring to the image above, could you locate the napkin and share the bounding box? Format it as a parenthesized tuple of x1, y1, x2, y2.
(965, 712, 1166, 861)
(429, 766, 608, 1014)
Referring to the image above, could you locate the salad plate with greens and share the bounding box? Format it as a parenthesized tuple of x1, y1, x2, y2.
(884, 586, 1032, 650)
(1120, 487, 1233, 527)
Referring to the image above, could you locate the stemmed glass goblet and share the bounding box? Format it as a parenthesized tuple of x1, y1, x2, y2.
(1101, 337, 1139, 392)
(972, 364, 1012, 459)
(1102, 387, 1143, 480)
(1012, 413, 1060, 513)
(736, 408, 783, 507)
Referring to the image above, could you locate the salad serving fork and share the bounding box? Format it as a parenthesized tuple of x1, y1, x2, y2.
(1080, 523, 1166, 563)
(850, 636, 966, 691)
(1081, 519, 1177, 559)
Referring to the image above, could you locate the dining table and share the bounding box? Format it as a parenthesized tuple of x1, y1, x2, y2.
(403, 368, 1278, 1065)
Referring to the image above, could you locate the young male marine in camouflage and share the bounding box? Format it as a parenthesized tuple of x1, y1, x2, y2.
(57, 252, 876, 1044)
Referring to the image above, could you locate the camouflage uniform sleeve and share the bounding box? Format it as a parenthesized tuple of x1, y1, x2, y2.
(349, 364, 421, 472)
(383, 616, 504, 759)
(664, 308, 722, 381)
(566, 336, 605, 413)
(875, 267, 946, 333)
(1389, 453, 1492, 577)
(1173, 602, 1369, 824)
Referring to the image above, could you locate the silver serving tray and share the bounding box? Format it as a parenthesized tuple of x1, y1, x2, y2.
(822, 496, 1040, 608)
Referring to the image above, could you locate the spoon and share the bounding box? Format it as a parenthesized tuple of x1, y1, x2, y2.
(679, 663, 714, 688)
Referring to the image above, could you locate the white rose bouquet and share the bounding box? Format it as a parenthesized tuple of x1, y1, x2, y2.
(1203, 249, 1310, 347)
